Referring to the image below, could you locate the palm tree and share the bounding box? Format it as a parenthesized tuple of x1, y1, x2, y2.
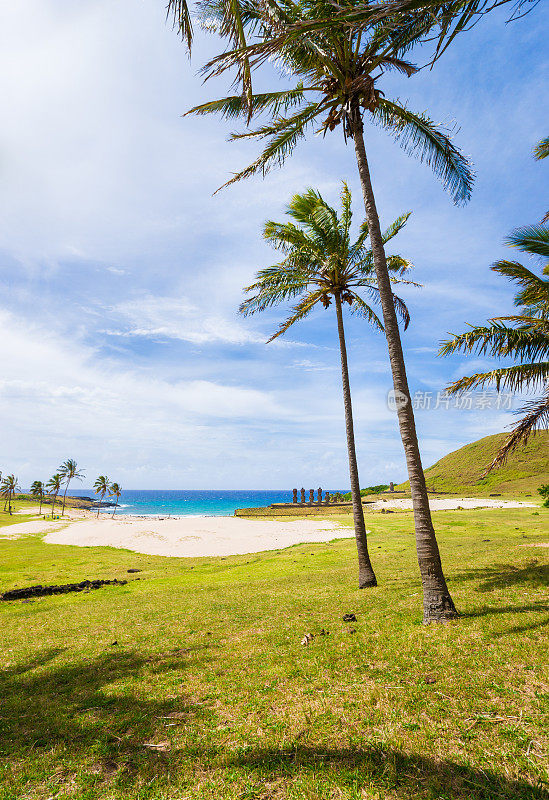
(93, 476, 111, 518)
(30, 480, 45, 515)
(440, 145, 549, 471)
(58, 459, 85, 516)
(240, 183, 415, 587)
(182, 1, 467, 621)
(1, 475, 21, 515)
(109, 483, 122, 518)
(46, 474, 62, 518)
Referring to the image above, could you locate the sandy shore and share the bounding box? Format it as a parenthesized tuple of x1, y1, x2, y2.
(42, 516, 348, 557)
(5, 496, 538, 557)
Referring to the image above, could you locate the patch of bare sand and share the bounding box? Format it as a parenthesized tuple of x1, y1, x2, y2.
(0, 519, 69, 539)
(368, 497, 538, 511)
(42, 516, 349, 557)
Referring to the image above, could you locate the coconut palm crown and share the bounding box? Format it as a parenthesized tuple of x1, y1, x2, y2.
(188, 0, 474, 205)
(58, 458, 85, 516)
(30, 480, 45, 515)
(93, 475, 111, 518)
(240, 183, 414, 335)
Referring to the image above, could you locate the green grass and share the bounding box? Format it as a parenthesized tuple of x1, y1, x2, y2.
(0, 505, 548, 799)
(397, 431, 549, 497)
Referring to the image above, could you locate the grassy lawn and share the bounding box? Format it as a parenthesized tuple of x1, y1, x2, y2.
(0, 506, 548, 799)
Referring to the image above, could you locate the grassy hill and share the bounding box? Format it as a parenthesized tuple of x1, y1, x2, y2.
(397, 430, 549, 497)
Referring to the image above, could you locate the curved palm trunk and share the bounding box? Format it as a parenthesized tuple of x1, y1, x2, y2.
(97, 493, 104, 519)
(350, 116, 457, 622)
(112, 499, 118, 518)
(335, 292, 377, 588)
(61, 479, 70, 515)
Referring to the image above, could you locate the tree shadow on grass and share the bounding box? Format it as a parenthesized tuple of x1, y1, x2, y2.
(451, 560, 549, 592)
(0, 646, 215, 789)
(225, 745, 549, 800)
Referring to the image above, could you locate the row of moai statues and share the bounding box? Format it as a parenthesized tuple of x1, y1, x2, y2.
(292, 487, 331, 504)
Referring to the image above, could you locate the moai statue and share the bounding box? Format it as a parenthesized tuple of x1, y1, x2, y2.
(300, 488, 306, 504)
(325, 492, 330, 504)
(292, 488, 298, 504)
(309, 489, 314, 504)
(318, 487, 323, 503)
(389, 481, 394, 493)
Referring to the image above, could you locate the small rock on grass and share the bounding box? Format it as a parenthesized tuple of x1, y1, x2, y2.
(300, 633, 314, 646)
(343, 613, 356, 622)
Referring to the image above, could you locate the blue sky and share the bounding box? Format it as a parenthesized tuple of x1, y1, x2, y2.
(1, 0, 547, 489)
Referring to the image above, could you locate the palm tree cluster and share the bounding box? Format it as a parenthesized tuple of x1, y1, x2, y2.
(22, 461, 122, 519)
(93, 476, 123, 518)
(1, 474, 21, 515)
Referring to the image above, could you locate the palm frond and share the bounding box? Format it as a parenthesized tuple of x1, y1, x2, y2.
(217, 102, 327, 191)
(266, 290, 324, 341)
(349, 293, 384, 331)
(492, 260, 549, 311)
(186, 86, 308, 120)
(446, 361, 549, 394)
(485, 386, 549, 471)
(439, 322, 549, 362)
(372, 98, 474, 205)
(506, 224, 549, 259)
(534, 137, 549, 160)
(167, 0, 193, 50)
(381, 212, 412, 244)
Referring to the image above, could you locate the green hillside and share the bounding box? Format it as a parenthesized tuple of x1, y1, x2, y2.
(397, 430, 549, 497)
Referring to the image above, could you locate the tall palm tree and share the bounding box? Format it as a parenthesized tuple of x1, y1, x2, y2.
(241, 183, 415, 587)
(1, 475, 21, 515)
(109, 483, 122, 518)
(440, 147, 549, 471)
(93, 476, 111, 518)
(58, 459, 85, 516)
(30, 480, 45, 515)
(182, 1, 467, 621)
(46, 474, 62, 518)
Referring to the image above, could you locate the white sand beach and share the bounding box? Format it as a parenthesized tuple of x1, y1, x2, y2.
(42, 516, 348, 557)
(5, 496, 537, 557)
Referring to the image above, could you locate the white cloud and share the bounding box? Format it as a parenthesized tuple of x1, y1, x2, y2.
(105, 294, 265, 345)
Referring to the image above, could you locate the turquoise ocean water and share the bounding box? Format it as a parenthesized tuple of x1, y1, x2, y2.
(69, 489, 342, 517)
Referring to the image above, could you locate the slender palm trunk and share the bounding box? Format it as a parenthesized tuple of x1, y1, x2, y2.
(39, 494, 43, 515)
(51, 494, 57, 518)
(350, 113, 457, 622)
(335, 292, 377, 588)
(97, 494, 103, 519)
(61, 479, 71, 515)
(112, 499, 118, 518)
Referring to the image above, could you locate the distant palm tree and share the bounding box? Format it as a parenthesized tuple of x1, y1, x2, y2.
(46, 474, 63, 518)
(109, 483, 122, 518)
(1, 475, 21, 515)
(30, 480, 45, 515)
(93, 476, 111, 518)
(240, 183, 414, 588)
(58, 459, 85, 515)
